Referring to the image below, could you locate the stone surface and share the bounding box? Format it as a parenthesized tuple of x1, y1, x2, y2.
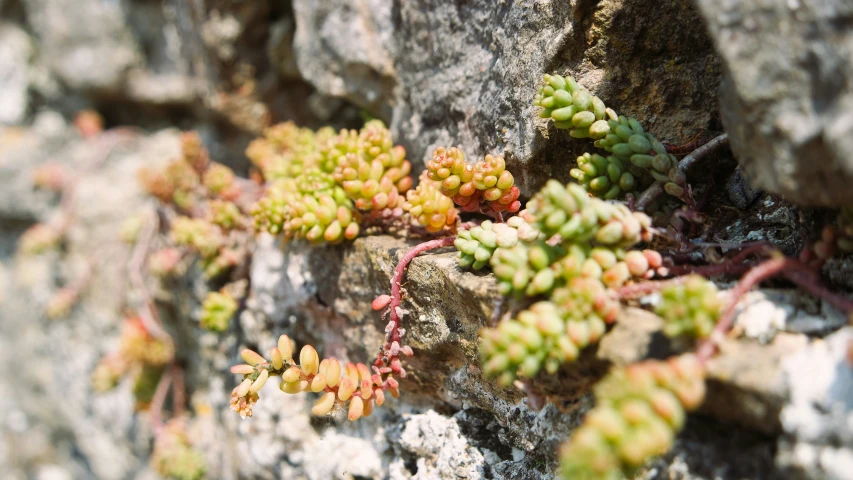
(0, 22, 32, 125)
(696, 0, 853, 206)
(290, 0, 721, 195)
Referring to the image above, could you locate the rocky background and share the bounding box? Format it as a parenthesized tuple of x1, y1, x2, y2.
(2, 0, 853, 479)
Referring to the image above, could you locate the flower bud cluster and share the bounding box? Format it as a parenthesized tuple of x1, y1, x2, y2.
(559, 355, 706, 480)
(524, 180, 652, 249)
(250, 179, 360, 243)
(655, 275, 722, 339)
(229, 335, 401, 421)
(426, 147, 521, 214)
(332, 120, 413, 211)
(455, 217, 539, 270)
(480, 277, 619, 384)
(534, 74, 611, 140)
(200, 291, 238, 332)
(151, 420, 206, 480)
(402, 173, 459, 233)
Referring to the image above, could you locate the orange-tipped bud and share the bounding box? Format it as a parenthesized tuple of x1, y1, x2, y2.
(312, 392, 336, 416)
(241, 349, 266, 366)
(300, 345, 320, 375)
(348, 396, 364, 421)
(324, 358, 342, 387)
(270, 348, 284, 370)
(345, 363, 360, 384)
(231, 364, 255, 375)
(310, 374, 327, 392)
(277, 335, 294, 361)
(249, 369, 269, 394)
(374, 388, 386, 406)
(338, 378, 356, 401)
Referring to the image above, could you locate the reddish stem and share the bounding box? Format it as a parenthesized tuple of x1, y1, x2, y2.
(696, 257, 796, 363)
(783, 270, 853, 313)
(376, 236, 457, 371)
(388, 236, 457, 332)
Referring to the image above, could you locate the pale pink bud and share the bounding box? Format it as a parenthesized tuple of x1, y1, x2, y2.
(241, 348, 266, 366)
(312, 392, 336, 416)
(231, 364, 255, 375)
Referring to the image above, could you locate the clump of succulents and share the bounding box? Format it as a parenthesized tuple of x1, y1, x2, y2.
(559, 355, 706, 480)
(402, 172, 459, 233)
(656, 275, 723, 339)
(228, 335, 404, 421)
(151, 420, 206, 480)
(534, 73, 688, 202)
(200, 290, 238, 332)
(91, 317, 174, 397)
(534, 73, 611, 140)
(480, 277, 619, 384)
(426, 147, 521, 215)
(250, 120, 413, 244)
(454, 217, 539, 270)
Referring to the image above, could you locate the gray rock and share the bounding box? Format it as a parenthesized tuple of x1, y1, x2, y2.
(292, 0, 398, 120)
(696, 0, 853, 206)
(22, 0, 140, 92)
(0, 22, 32, 125)
(392, 410, 485, 480)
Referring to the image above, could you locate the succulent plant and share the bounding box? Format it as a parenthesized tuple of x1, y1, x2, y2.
(490, 240, 564, 296)
(480, 277, 619, 385)
(229, 335, 402, 421)
(534, 73, 612, 140)
(200, 291, 238, 332)
(333, 120, 412, 212)
(656, 275, 723, 339)
(559, 355, 706, 480)
(454, 217, 539, 270)
(524, 180, 652, 249)
(402, 172, 459, 233)
(426, 147, 521, 215)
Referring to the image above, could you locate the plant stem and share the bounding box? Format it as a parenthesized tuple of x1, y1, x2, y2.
(696, 256, 793, 363)
(388, 236, 457, 334)
(676, 133, 729, 176)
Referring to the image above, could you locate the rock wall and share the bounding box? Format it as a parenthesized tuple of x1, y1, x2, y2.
(2, 1, 853, 479)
